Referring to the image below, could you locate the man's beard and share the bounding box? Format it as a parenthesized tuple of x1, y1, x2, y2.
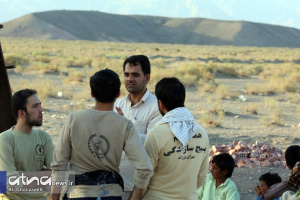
(158, 104, 165, 116)
(25, 115, 42, 127)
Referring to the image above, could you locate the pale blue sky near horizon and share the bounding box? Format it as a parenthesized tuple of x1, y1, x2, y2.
(1, 0, 300, 30)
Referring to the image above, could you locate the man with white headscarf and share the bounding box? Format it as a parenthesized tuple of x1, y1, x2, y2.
(142, 77, 209, 200)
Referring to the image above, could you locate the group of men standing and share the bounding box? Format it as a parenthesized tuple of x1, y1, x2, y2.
(0, 55, 209, 200)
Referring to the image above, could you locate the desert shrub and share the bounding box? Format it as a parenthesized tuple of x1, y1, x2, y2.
(32, 51, 49, 56)
(201, 113, 223, 127)
(244, 103, 258, 115)
(288, 73, 300, 82)
(244, 84, 277, 95)
(65, 71, 85, 83)
(30, 62, 59, 74)
(260, 108, 284, 126)
(198, 80, 218, 93)
(217, 66, 239, 77)
(72, 91, 91, 101)
(215, 85, 232, 99)
(10, 79, 57, 103)
(264, 98, 278, 109)
(33, 55, 51, 63)
(4, 54, 28, 65)
(286, 93, 300, 103)
(151, 58, 166, 68)
(13, 65, 24, 73)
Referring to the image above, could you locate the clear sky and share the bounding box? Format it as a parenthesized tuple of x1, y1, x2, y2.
(1, 0, 300, 30)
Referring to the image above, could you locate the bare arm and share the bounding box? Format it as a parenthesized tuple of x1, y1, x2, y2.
(129, 186, 144, 200)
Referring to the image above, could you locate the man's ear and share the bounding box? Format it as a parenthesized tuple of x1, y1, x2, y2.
(145, 74, 150, 85)
(222, 169, 228, 177)
(158, 100, 165, 110)
(17, 110, 26, 119)
(91, 91, 95, 97)
(116, 89, 120, 98)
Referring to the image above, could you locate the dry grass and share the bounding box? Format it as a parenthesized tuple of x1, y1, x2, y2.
(201, 113, 223, 127)
(264, 98, 278, 109)
(2, 37, 300, 105)
(10, 78, 58, 103)
(260, 108, 284, 126)
(215, 84, 232, 99)
(64, 71, 86, 83)
(244, 103, 259, 115)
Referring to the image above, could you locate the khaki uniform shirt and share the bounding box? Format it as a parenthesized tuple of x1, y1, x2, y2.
(142, 123, 209, 200)
(0, 127, 54, 200)
(51, 109, 152, 198)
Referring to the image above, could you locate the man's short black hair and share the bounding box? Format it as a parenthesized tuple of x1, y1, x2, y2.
(259, 172, 282, 188)
(123, 55, 150, 75)
(212, 153, 235, 178)
(285, 145, 300, 168)
(90, 69, 121, 103)
(155, 77, 185, 111)
(11, 89, 37, 119)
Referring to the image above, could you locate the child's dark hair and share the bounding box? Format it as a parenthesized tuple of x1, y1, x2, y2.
(212, 153, 235, 178)
(285, 145, 300, 168)
(259, 172, 282, 188)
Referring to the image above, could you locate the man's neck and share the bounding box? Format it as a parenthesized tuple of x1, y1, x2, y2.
(215, 177, 226, 188)
(129, 89, 147, 106)
(93, 101, 114, 111)
(14, 122, 33, 134)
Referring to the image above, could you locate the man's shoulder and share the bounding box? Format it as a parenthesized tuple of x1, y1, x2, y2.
(196, 125, 208, 137)
(145, 91, 158, 103)
(225, 178, 238, 188)
(33, 129, 52, 139)
(0, 128, 14, 141)
(115, 96, 127, 105)
(148, 123, 171, 136)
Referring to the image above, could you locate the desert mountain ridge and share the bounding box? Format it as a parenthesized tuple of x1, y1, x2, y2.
(1, 10, 300, 47)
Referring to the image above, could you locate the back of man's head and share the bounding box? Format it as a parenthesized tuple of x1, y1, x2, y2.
(11, 89, 37, 119)
(155, 77, 185, 111)
(285, 145, 300, 168)
(123, 55, 150, 75)
(90, 69, 121, 103)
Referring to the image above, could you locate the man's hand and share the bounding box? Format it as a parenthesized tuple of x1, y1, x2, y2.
(129, 186, 144, 200)
(115, 107, 124, 116)
(50, 185, 62, 200)
(50, 193, 60, 200)
(254, 185, 261, 197)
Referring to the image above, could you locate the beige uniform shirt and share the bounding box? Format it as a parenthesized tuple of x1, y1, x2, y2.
(142, 123, 209, 200)
(114, 90, 162, 191)
(51, 108, 152, 198)
(0, 127, 54, 200)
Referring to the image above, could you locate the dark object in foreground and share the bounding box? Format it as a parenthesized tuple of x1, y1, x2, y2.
(0, 24, 16, 133)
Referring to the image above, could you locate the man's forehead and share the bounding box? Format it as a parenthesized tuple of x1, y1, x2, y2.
(27, 94, 41, 105)
(124, 63, 142, 72)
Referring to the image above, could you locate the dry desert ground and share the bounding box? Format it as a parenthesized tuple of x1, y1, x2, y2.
(7, 70, 299, 200)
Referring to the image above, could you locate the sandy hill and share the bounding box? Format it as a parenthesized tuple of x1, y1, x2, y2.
(1, 10, 300, 47)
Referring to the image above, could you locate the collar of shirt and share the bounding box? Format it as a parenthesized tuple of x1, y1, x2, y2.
(125, 89, 150, 106)
(208, 173, 230, 189)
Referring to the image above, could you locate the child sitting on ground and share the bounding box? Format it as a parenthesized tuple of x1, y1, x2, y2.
(254, 172, 282, 200)
(197, 153, 240, 200)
